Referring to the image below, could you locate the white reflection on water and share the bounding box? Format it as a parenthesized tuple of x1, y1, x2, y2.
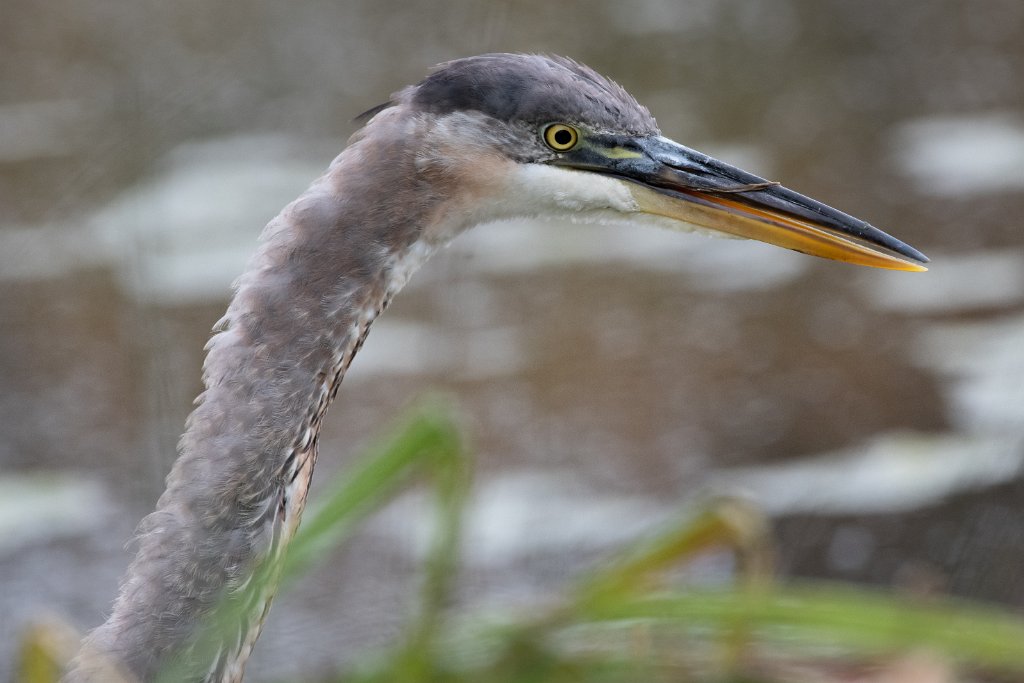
(892, 113, 1024, 196)
(709, 432, 1024, 515)
(369, 470, 670, 567)
(0, 134, 329, 302)
(92, 135, 330, 303)
(915, 314, 1024, 433)
(0, 473, 113, 552)
(862, 249, 1024, 313)
(347, 320, 525, 380)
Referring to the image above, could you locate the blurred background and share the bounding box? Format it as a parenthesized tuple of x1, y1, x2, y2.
(2, 0, 1023, 680)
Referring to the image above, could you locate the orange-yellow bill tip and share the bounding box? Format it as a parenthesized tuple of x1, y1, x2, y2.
(630, 184, 928, 272)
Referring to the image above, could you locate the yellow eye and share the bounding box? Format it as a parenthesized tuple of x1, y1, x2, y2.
(543, 124, 579, 151)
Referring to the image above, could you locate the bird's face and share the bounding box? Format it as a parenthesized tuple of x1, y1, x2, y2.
(403, 54, 927, 271)
(535, 124, 928, 271)
(427, 116, 926, 272)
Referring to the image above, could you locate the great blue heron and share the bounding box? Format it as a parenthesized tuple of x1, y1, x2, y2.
(67, 53, 927, 683)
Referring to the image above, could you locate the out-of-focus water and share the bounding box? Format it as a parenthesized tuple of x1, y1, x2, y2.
(2, 1, 1023, 679)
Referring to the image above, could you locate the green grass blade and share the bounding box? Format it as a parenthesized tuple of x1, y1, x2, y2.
(578, 582, 1024, 673)
(284, 400, 463, 581)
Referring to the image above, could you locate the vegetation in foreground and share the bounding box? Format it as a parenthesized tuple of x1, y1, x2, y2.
(20, 400, 1024, 683)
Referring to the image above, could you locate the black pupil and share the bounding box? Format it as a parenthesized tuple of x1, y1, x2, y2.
(553, 128, 573, 146)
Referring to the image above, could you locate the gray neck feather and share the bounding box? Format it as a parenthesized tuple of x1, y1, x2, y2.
(71, 111, 444, 681)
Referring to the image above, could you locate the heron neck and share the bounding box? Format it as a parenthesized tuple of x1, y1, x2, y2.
(74, 128, 439, 681)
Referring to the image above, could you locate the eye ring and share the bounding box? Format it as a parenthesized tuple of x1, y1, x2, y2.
(543, 123, 579, 151)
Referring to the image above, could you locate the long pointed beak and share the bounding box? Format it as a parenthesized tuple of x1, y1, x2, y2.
(558, 135, 928, 272)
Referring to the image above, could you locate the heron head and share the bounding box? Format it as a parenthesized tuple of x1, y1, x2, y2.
(367, 53, 927, 271)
